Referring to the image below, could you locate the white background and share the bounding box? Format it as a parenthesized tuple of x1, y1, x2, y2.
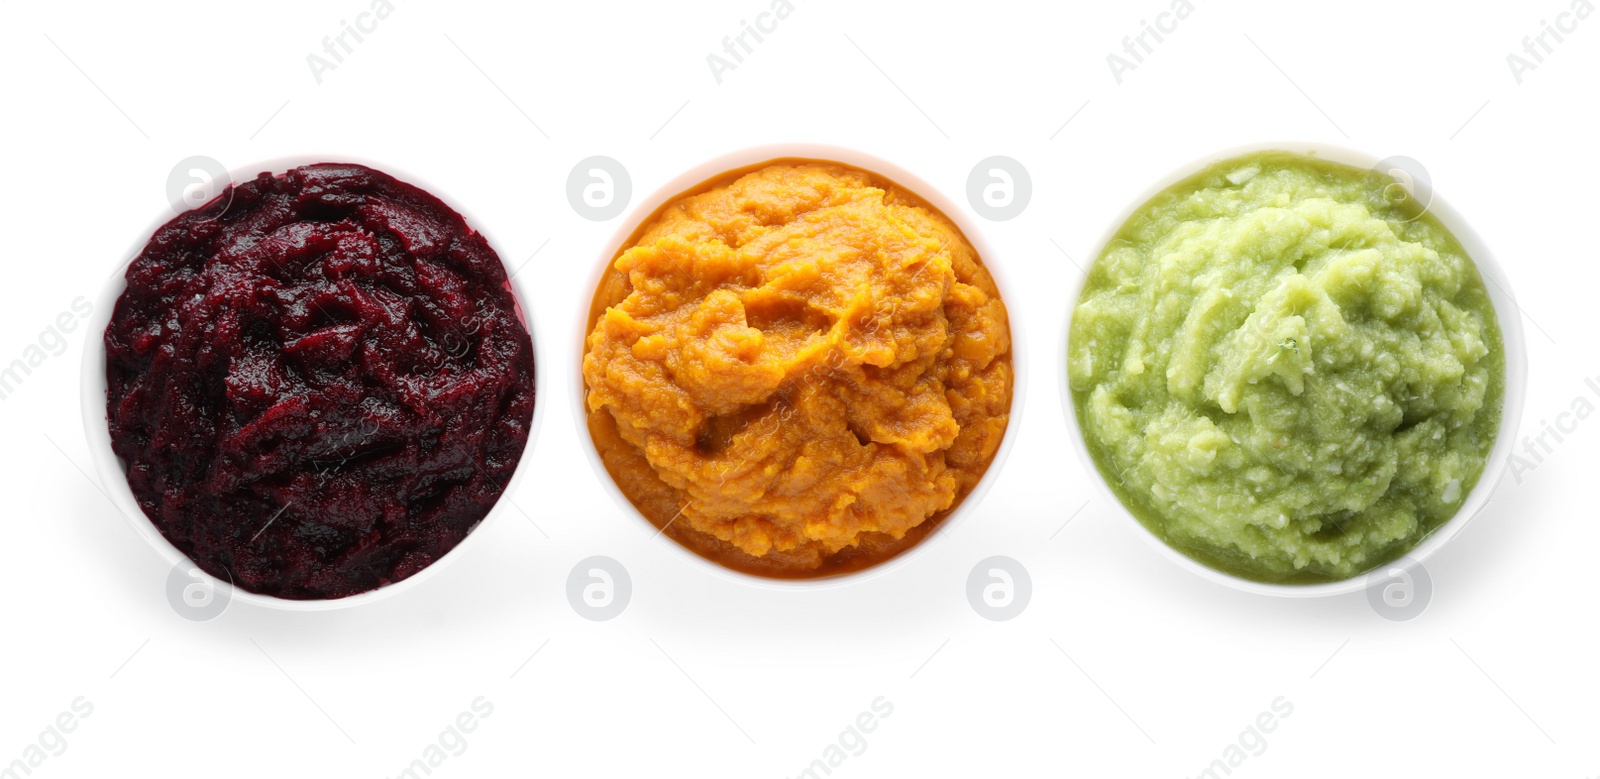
(1, 0, 1596, 776)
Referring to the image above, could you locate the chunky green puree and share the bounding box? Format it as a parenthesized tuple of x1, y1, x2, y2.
(1069, 152, 1504, 583)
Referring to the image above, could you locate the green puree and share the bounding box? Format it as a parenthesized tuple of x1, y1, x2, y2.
(1069, 152, 1504, 583)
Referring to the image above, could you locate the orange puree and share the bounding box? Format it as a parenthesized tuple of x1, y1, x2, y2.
(582, 161, 1013, 577)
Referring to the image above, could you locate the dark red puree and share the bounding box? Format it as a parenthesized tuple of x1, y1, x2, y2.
(105, 163, 535, 600)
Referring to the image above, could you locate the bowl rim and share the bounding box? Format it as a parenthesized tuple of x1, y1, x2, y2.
(80, 154, 547, 612)
(570, 143, 1028, 590)
(1057, 140, 1529, 599)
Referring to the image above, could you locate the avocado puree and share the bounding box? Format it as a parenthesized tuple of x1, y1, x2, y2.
(1069, 151, 1504, 583)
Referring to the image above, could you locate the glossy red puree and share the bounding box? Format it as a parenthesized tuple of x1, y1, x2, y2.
(105, 163, 536, 600)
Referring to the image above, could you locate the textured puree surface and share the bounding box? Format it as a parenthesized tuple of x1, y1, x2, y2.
(105, 164, 537, 599)
(584, 162, 1013, 577)
(1069, 152, 1504, 583)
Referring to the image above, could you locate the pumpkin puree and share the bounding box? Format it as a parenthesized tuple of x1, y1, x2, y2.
(583, 162, 1013, 577)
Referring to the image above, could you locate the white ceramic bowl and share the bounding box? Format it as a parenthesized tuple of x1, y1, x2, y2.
(81, 155, 545, 611)
(573, 144, 1027, 589)
(1059, 141, 1529, 598)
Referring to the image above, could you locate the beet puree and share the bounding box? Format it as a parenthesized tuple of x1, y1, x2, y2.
(105, 163, 535, 600)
